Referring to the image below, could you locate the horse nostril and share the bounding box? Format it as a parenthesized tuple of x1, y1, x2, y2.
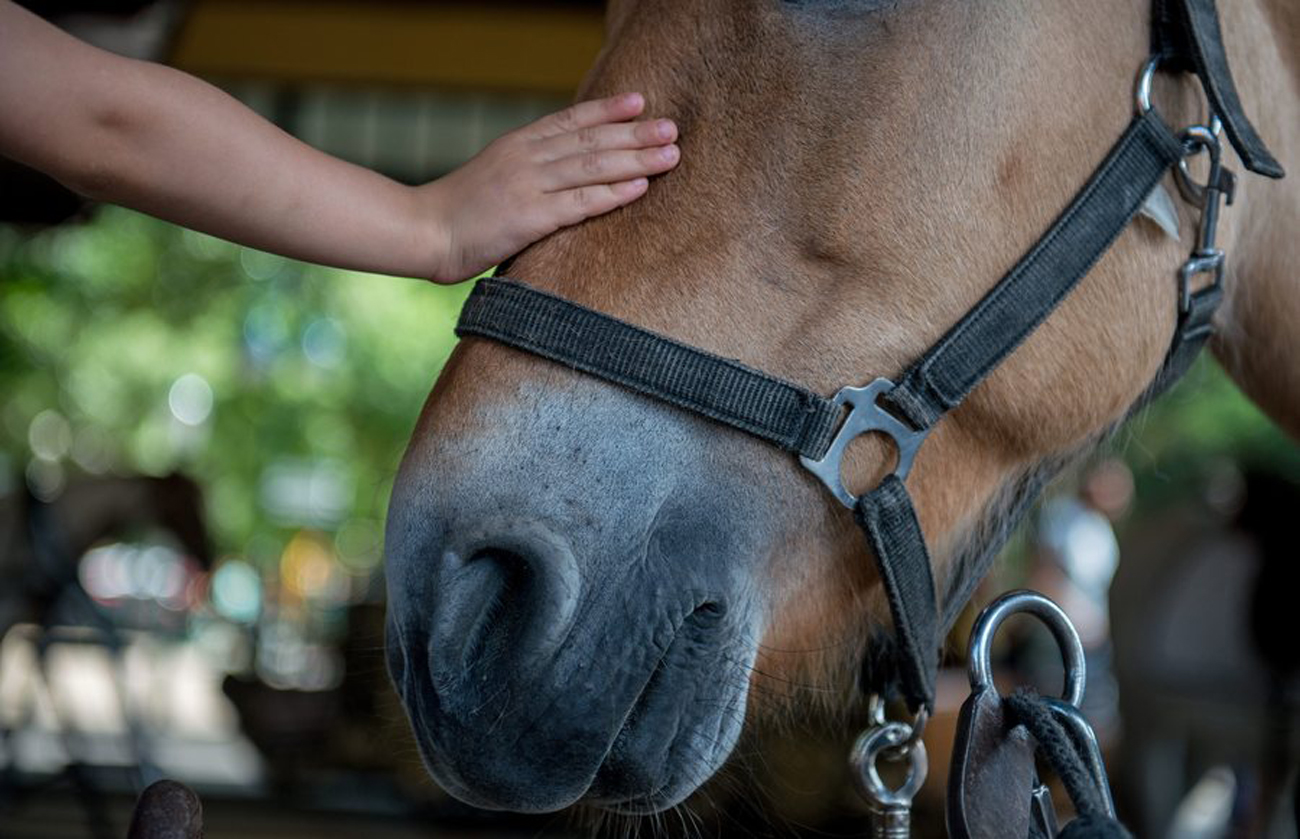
(430, 523, 582, 684)
(695, 601, 724, 617)
(459, 549, 532, 671)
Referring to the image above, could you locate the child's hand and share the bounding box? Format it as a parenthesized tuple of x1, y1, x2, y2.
(421, 93, 679, 283)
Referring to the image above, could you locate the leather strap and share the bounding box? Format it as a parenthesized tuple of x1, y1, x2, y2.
(1150, 283, 1224, 395)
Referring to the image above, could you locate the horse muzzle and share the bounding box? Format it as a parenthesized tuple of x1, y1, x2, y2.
(383, 375, 777, 812)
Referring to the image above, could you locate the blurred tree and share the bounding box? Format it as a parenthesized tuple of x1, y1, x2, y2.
(0, 207, 470, 570)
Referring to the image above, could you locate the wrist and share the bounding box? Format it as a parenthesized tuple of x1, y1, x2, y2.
(410, 181, 458, 283)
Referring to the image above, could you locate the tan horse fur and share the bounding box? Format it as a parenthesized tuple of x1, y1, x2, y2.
(407, 0, 1297, 734)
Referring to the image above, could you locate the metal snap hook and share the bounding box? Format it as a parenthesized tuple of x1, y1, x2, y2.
(1175, 124, 1228, 208)
(867, 694, 930, 759)
(852, 720, 929, 826)
(966, 590, 1087, 708)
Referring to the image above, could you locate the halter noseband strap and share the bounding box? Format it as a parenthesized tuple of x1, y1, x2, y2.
(455, 0, 1281, 715)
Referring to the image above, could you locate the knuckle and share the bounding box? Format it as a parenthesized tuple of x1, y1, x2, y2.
(581, 151, 604, 177)
(571, 187, 592, 211)
(577, 126, 599, 149)
(555, 106, 578, 131)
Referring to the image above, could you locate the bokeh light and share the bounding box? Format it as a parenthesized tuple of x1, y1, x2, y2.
(211, 559, 263, 625)
(168, 373, 215, 427)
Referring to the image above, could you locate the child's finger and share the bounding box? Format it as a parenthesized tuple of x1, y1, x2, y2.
(535, 119, 677, 162)
(525, 93, 646, 140)
(542, 145, 679, 192)
(549, 178, 650, 226)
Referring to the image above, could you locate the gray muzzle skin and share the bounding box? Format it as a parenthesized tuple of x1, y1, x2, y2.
(385, 380, 779, 813)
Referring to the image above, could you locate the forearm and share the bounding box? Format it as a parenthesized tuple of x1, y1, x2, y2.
(0, 2, 437, 278)
(68, 60, 437, 278)
(0, 1, 679, 284)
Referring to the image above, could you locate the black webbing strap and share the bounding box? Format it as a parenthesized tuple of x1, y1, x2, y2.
(1152, 0, 1284, 179)
(1151, 284, 1223, 395)
(457, 279, 842, 460)
(854, 476, 938, 712)
(885, 110, 1185, 431)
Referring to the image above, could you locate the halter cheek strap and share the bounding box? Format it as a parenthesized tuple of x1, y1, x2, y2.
(455, 0, 1281, 715)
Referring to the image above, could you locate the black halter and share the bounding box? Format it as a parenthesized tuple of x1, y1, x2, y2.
(456, 0, 1282, 716)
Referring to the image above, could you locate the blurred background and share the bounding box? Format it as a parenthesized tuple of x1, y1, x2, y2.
(0, 2, 1296, 838)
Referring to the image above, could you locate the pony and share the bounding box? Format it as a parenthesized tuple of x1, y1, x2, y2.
(384, 0, 1298, 816)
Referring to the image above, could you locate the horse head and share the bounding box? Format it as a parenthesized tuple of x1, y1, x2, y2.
(385, 0, 1297, 815)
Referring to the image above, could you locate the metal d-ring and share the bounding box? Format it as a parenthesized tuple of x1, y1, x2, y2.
(1135, 55, 1224, 139)
(967, 590, 1087, 708)
(1135, 55, 1162, 116)
(799, 378, 930, 509)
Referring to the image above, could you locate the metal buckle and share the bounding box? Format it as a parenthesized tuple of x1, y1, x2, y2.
(799, 378, 930, 509)
(1177, 250, 1224, 313)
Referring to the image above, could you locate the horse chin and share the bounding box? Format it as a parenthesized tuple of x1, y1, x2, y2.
(385, 550, 762, 814)
(394, 620, 755, 814)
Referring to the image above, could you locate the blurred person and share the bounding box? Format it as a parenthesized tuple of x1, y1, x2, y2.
(1026, 458, 1135, 738)
(1035, 458, 1134, 646)
(0, 0, 680, 283)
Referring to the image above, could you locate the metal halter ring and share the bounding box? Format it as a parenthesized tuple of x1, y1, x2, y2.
(867, 694, 930, 758)
(851, 721, 929, 808)
(799, 378, 930, 509)
(1134, 55, 1162, 116)
(967, 589, 1087, 708)
(1135, 54, 1223, 138)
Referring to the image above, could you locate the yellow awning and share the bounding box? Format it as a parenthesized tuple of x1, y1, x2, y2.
(170, 1, 606, 96)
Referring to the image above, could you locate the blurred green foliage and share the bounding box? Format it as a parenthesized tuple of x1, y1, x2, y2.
(0, 206, 1296, 569)
(1112, 355, 1300, 510)
(0, 207, 471, 567)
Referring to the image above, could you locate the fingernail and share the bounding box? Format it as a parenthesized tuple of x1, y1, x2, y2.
(621, 92, 645, 109)
(656, 120, 676, 140)
(631, 178, 649, 189)
(660, 145, 680, 162)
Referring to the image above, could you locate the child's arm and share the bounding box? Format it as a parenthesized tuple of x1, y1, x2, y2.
(0, 1, 679, 282)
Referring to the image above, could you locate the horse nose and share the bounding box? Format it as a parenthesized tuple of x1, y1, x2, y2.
(429, 521, 582, 682)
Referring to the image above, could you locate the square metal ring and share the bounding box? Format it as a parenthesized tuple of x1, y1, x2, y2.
(799, 378, 931, 509)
